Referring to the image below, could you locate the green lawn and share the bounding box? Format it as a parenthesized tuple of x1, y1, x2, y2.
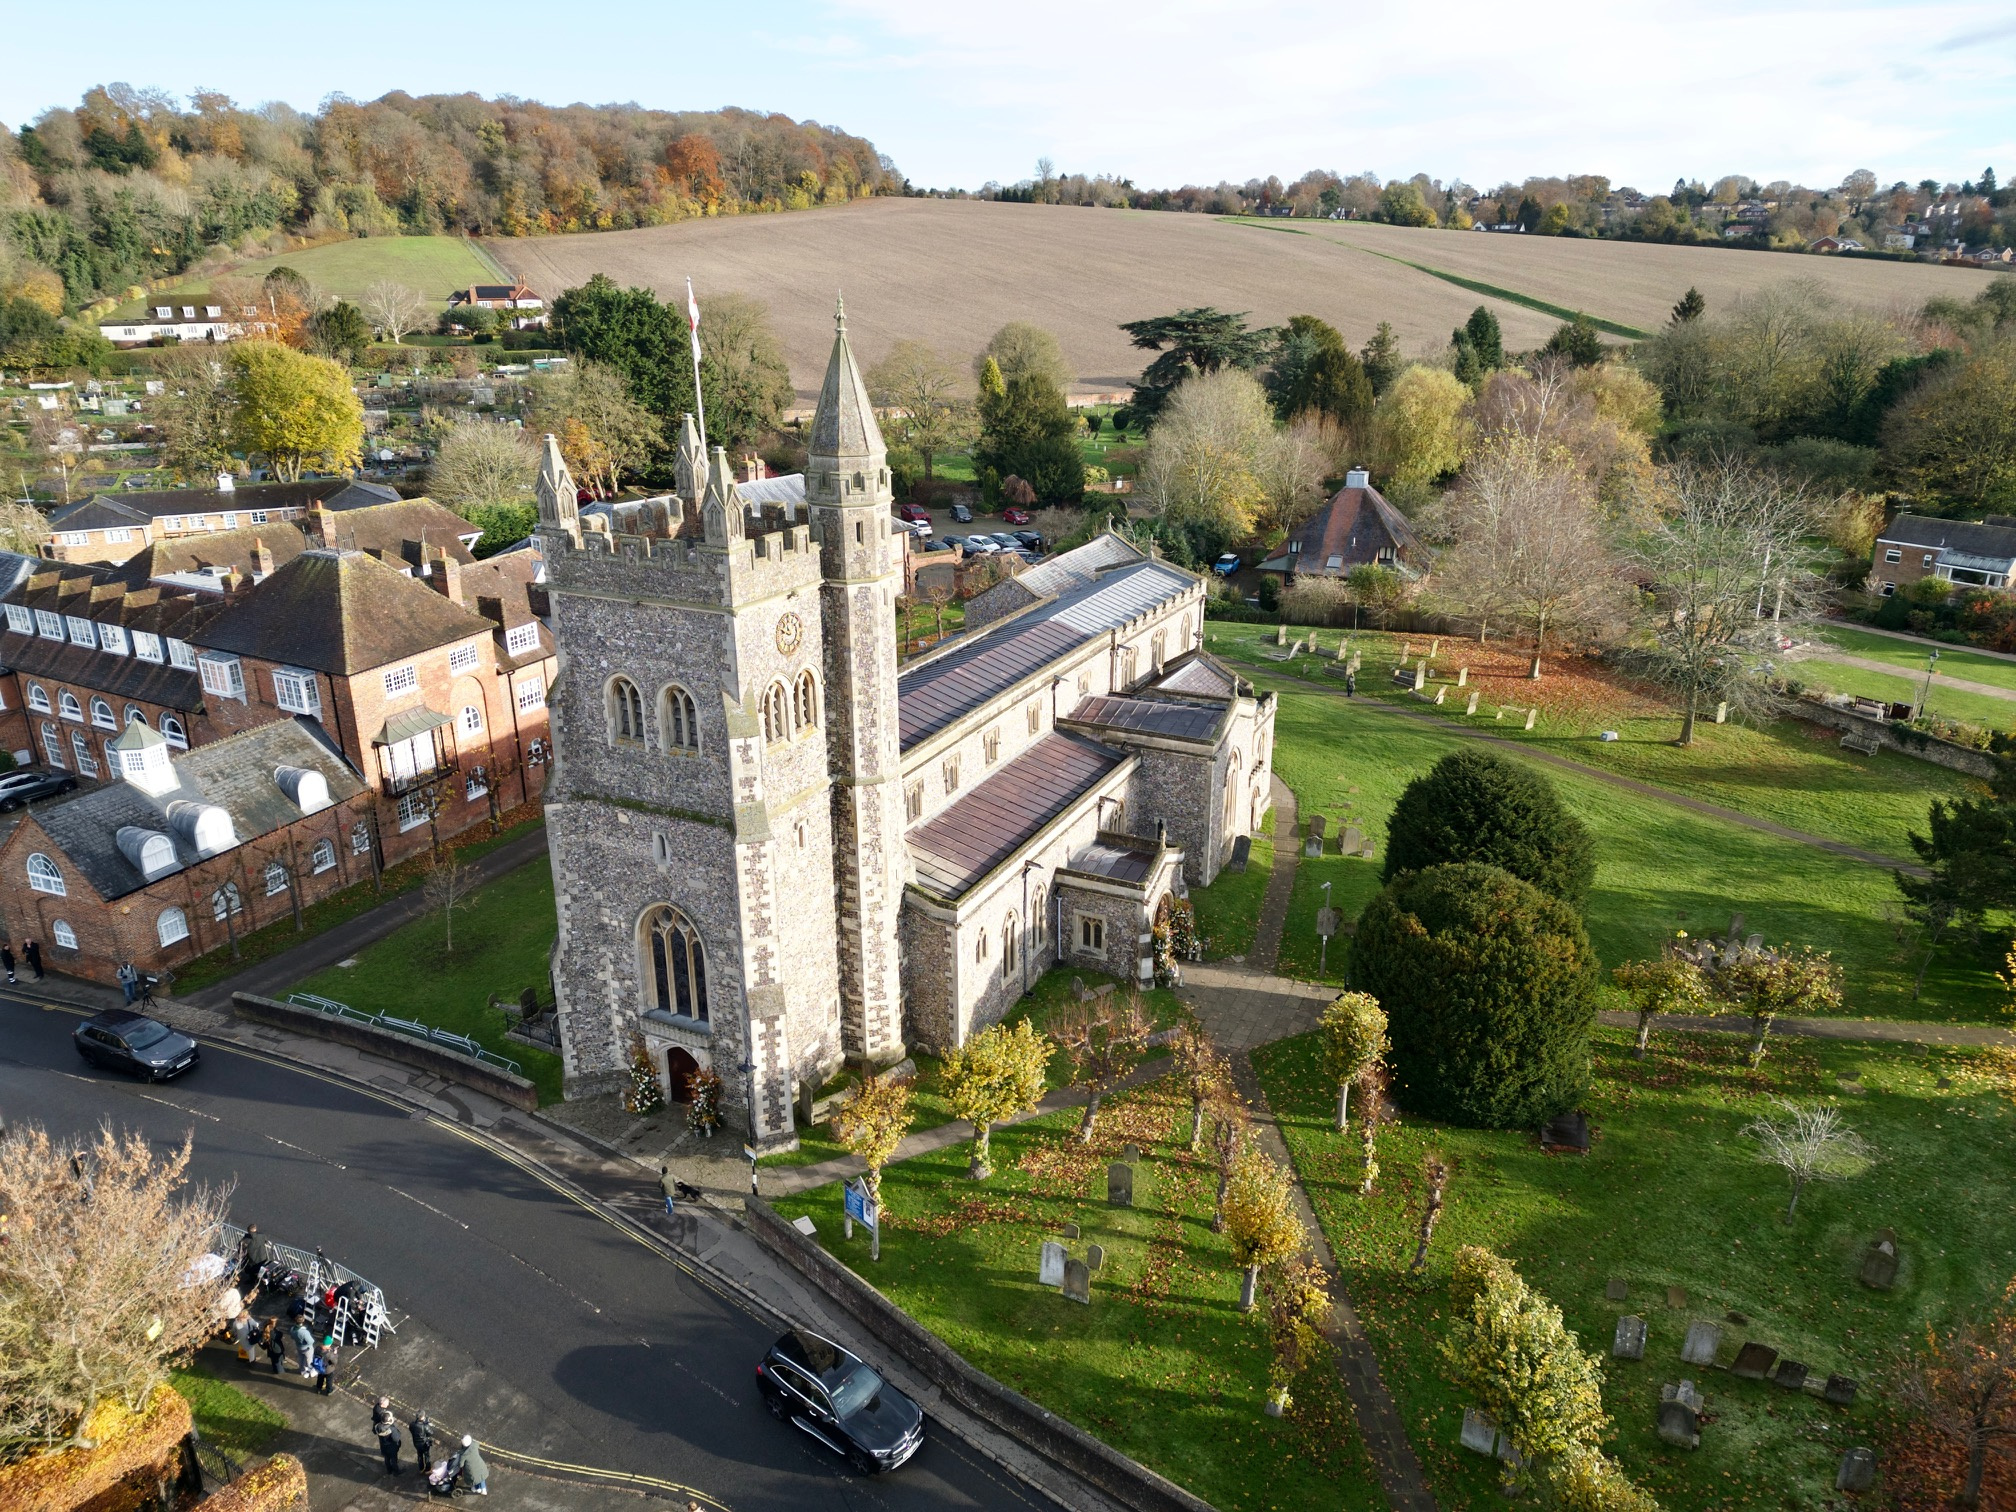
(1819, 624, 2016, 693)
(172, 1359, 287, 1462)
(290, 859, 563, 1102)
(1190, 809, 1275, 960)
(1792, 656, 2015, 733)
(771, 1074, 1385, 1512)
(112, 235, 505, 316)
(1254, 1023, 2014, 1512)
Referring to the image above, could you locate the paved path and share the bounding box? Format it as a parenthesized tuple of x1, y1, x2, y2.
(1248, 774, 1300, 973)
(1798, 648, 2016, 704)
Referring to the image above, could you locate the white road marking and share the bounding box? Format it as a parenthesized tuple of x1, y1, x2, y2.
(387, 1186, 469, 1229)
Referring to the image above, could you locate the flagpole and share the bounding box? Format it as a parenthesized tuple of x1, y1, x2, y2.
(685, 277, 708, 451)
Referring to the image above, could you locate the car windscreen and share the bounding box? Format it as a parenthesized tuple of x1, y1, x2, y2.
(827, 1363, 884, 1419)
(122, 1021, 172, 1049)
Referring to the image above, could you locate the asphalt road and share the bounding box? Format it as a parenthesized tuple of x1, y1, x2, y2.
(0, 994, 1060, 1512)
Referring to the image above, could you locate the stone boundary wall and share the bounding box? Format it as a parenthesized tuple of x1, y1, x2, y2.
(231, 992, 539, 1111)
(744, 1196, 1217, 1512)
(1794, 702, 2000, 779)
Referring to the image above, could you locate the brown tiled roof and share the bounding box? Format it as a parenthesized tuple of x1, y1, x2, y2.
(456, 553, 554, 669)
(1061, 694, 1223, 744)
(193, 550, 497, 676)
(0, 632, 203, 710)
(114, 497, 478, 588)
(1144, 652, 1237, 700)
(53, 478, 393, 528)
(907, 733, 1126, 902)
(1258, 484, 1422, 574)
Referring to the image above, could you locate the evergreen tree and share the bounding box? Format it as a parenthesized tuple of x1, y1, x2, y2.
(1464, 306, 1504, 369)
(1451, 330, 1484, 388)
(1541, 314, 1604, 367)
(1266, 314, 1373, 426)
(1118, 307, 1277, 423)
(1383, 749, 1597, 908)
(1359, 321, 1403, 397)
(1670, 286, 1706, 324)
(975, 366, 1084, 505)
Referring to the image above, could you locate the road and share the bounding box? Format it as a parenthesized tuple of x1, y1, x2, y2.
(0, 993, 1060, 1512)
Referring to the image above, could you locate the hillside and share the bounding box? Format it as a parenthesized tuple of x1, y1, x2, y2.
(488, 198, 2002, 398)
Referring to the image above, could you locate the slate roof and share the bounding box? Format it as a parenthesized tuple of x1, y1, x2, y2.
(0, 631, 203, 710)
(54, 479, 394, 528)
(1877, 514, 2016, 564)
(897, 559, 1195, 750)
(1010, 533, 1145, 599)
(1258, 483, 1423, 575)
(1061, 694, 1223, 744)
(1144, 652, 1237, 700)
(907, 733, 1126, 901)
(194, 550, 497, 675)
(28, 718, 364, 901)
(114, 497, 478, 589)
(46, 497, 153, 531)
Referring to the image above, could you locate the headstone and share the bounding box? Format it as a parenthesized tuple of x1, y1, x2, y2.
(1772, 1359, 1809, 1392)
(1726, 911, 1746, 940)
(1122, 1143, 1141, 1163)
(1433, 687, 1446, 705)
(1060, 1222, 1081, 1240)
(1229, 835, 1251, 873)
(1107, 1163, 1134, 1207)
(1612, 1316, 1646, 1360)
(1667, 1285, 1688, 1309)
(1731, 1342, 1778, 1381)
(1726, 1310, 1750, 1327)
(1430, 638, 1440, 657)
(1085, 1243, 1105, 1272)
(1655, 1399, 1701, 1450)
(1680, 1320, 1721, 1366)
(1412, 663, 1426, 691)
(1275, 624, 1287, 646)
(1540, 1111, 1590, 1153)
(1343, 826, 1363, 853)
(1524, 707, 1538, 731)
(1859, 1230, 1899, 1290)
(1459, 1408, 1499, 1456)
(1836, 1448, 1875, 1492)
(1039, 1241, 1066, 1287)
(1936, 1075, 1952, 1090)
(1072, 976, 1089, 1000)
(1714, 701, 1728, 724)
(1061, 1257, 1091, 1304)
(1823, 1374, 1859, 1406)
(1465, 689, 1480, 716)
(1745, 932, 1764, 952)
(1360, 841, 1375, 860)
(1457, 666, 1469, 687)
(1663, 1379, 1705, 1414)
(1605, 1278, 1629, 1302)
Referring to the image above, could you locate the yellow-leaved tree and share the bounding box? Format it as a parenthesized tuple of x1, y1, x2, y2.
(1610, 951, 1713, 1059)
(1369, 364, 1471, 486)
(940, 1020, 1051, 1180)
(828, 1073, 915, 1221)
(1317, 991, 1386, 1131)
(227, 340, 363, 481)
(1221, 1146, 1305, 1313)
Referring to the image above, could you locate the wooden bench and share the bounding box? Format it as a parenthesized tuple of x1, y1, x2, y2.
(1839, 733, 1881, 756)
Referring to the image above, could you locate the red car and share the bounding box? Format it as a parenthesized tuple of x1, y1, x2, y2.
(895, 503, 931, 526)
(1001, 507, 1031, 525)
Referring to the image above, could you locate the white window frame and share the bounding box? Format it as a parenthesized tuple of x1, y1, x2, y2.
(448, 643, 480, 674)
(35, 610, 63, 640)
(103, 528, 133, 545)
(89, 698, 115, 730)
(466, 769, 489, 801)
(516, 676, 545, 712)
(5, 604, 33, 634)
(58, 690, 82, 722)
(66, 616, 96, 647)
(1882, 547, 1902, 563)
(271, 667, 321, 717)
(26, 683, 49, 713)
(505, 621, 540, 656)
(51, 919, 77, 950)
(98, 623, 127, 655)
(156, 907, 189, 946)
(383, 663, 418, 696)
(27, 853, 65, 895)
(160, 716, 188, 750)
(167, 640, 196, 670)
(395, 791, 430, 832)
(264, 861, 289, 895)
(460, 704, 483, 735)
(71, 731, 97, 777)
(310, 839, 337, 873)
(248, 511, 268, 525)
(56, 532, 90, 548)
(351, 822, 372, 854)
(198, 652, 246, 701)
(40, 724, 64, 767)
(133, 631, 163, 663)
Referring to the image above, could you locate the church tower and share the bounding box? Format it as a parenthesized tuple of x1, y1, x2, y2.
(808, 298, 908, 1065)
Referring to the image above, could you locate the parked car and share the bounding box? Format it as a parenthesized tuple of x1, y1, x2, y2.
(949, 502, 974, 524)
(987, 533, 1024, 551)
(934, 536, 965, 554)
(1001, 507, 1032, 525)
(959, 535, 999, 554)
(1212, 552, 1243, 578)
(1011, 531, 1046, 551)
(0, 769, 79, 812)
(757, 1329, 924, 1474)
(73, 1009, 200, 1082)
(895, 503, 932, 526)
(895, 518, 931, 538)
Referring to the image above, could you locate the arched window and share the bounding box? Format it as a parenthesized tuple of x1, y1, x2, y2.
(264, 861, 289, 895)
(156, 907, 189, 946)
(161, 716, 187, 750)
(89, 698, 115, 729)
(609, 677, 645, 745)
(1002, 913, 1020, 980)
(26, 683, 48, 713)
(660, 685, 699, 751)
(26, 853, 64, 895)
(58, 691, 82, 722)
(1224, 750, 1243, 838)
(641, 906, 708, 1022)
(310, 839, 336, 873)
(211, 882, 242, 920)
(1031, 885, 1047, 948)
(975, 928, 990, 963)
(51, 920, 76, 950)
(460, 704, 483, 735)
(124, 705, 147, 728)
(793, 671, 819, 732)
(761, 682, 790, 743)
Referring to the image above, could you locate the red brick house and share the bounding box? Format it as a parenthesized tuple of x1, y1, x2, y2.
(43, 479, 404, 565)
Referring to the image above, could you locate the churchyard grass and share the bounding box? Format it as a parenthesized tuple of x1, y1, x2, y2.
(170, 1360, 287, 1461)
(290, 859, 563, 1103)
(1253, 1022, 2015, 1512)
(1817, 624, 2016, 693)
(769, 1073, 1385, 1512)
(1189, 809, 1273, 961)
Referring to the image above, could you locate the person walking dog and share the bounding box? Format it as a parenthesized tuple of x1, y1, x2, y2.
(661, 1165, 681, 1217)
(371, 1397, 402, 1474)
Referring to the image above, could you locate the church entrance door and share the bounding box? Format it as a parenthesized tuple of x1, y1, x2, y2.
(665, 1048, 700, 1103)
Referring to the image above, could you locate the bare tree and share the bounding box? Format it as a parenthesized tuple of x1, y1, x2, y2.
(427, 420, 537, 516)
(1437, 434, 1624, 679)
(363, 280, 429, 346)
(866, 340, 975, 484)
(421, 853, 479, 952)
(1742, 1100, 1873, 1221)
(1898, 1279, 2016, 1508)
(1046, 990, 1152, 1144)
(1622, 458, 1829, 745)
(150, 346, 237, 483)
(526, 362, 659, 499)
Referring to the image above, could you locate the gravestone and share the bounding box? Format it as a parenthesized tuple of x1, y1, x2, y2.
(1122, 1143, 1141, 1162)
(1655, 1399, 1701, 1450)
(1062, 1257, 1091, 1305)
(1715, 701, 1729, 724)
(1731, 1342, 1779, 1381)
(1085, 1243, 1105, 1272)
(1360, 841, 1376, 860)
(1726, 911, 1746, 940)
(1745, 933, 1764, 952)
(1936, 1075, 1952, 1090)
(1229, 835, 1252, 874)
(1524, 707, 1538, 731)
(1039, 1241, 1067, 1287)
(1836, 1448, 1875, 1493)
(1459, 1408, 1499, 1456)
(1060, 1222, 1081, 1240)
(1859, 1230, 1899, 1290)
(1772, 1359, 1809, 1392)
(1540, 1111, 1590, 1153)
(1107, 1163, 1134, 1207)
(1663, 1379, 1705, 1414)
(1412, 663, 1427, 692)
(1343, 826, 1363, 854)
(1667, 1286, 1688, 1310)
(1726, 1310, 1750, 1326)
(1823, 1374, 1859, 1406)
(1680, 1320, 1721, 1366)
(1605, 1278, 1630, 1302)
(1305, 815, 1327, 859)
(1465, 689, 1481, 716)
(1430, 637, 1441, 657)
(1613, 1316, 1646, 1360)
(1433, 687, 1446, 705)
(1276, 624, 1287, 646)
(1457, 666, 1469, 687)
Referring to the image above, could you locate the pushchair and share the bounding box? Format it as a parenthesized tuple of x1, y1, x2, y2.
(425, 1451, 463, 1498)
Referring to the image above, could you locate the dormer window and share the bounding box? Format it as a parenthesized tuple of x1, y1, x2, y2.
(66, 616, 96, 648)
(35, 610, 63, 640)
(133, 631, 163, 663)
(154, 306, 172, 319)
(99, 623, 127, 655)
(4, 605, 31, 634)
(167, 640, 195, 669)
(505, 622, 540, 656)
(272, 667, 321, 716)
(198, 651, 246, 701)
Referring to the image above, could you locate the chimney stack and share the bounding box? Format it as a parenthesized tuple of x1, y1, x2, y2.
(306, 502, 337, 548)
(1345, 467, 1370, 490)
(248, 537, 274, 580)
(475, 594, 505, 628)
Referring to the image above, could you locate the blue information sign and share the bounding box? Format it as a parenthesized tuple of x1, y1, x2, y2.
(843, 1178, 877, 1229)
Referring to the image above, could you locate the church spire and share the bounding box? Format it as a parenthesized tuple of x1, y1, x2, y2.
(809, 293, 885, 468)
(535, 433, 580, 546)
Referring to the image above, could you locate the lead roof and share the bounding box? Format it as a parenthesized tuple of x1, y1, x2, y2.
(906, 733, 1125, 902)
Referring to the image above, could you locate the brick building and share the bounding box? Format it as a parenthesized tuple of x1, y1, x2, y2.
(1871, 513, 2016, 595)
(1256, 469, 1425, 581)
(44, 479, 404, 565)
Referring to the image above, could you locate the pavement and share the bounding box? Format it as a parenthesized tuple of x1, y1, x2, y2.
(1793, 647, 2016, 704)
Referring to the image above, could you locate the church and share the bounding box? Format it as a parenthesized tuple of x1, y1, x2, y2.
(536, 302, 1276, 1147)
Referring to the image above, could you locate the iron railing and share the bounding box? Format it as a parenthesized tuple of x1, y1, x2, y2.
(286, 992, 521, 1075)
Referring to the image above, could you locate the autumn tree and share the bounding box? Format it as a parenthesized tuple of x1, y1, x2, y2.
(1741, 1100, 1874, 1221)
(1883, 341, 2016, 512)
(227, 340, 362, 481)
(664, 133, 725, 207)
(828, 1073, 915, 1218)
(1261, 1257, 1331, 1416)
(1356, 1061, 1387, 1194)
(150, 346, 237, 482)
(420, 853, 479, 953)
(1138, 367, 1323, 552)
(1899, 1277, 2016, 1508)
(1046, 991, 1152, 1143)
(1712, 943, 1843, 1066)
(1167, 1022, 1229, 1150)
(940, 1020, 1051, 1179)
(1318, 991, 1387, 1130)
(363, 280, 428, 345)
(1221, 1146, 1306, 1312)
(527, 360, 659, 500)
(1369, 365, 1471, 486)
(867, 340, 975, 484)
(1610, 952, 1713, 1058)
(0, 1123, 229, 1455)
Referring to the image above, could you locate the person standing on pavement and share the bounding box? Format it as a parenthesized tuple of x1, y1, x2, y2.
(116, 961, 139, 1003)
(1, 943, 15, 984)
(240, 1224, 274, 1289)
(409, 1410, 435, 1472)
(290, 1318, 315, 1377)
(228, 1307, 255, 1364)
(22, 939, 41, 980)
(371, 1397, 402, 1474)
(261, 1318, 286, 1374)
(312, 1336, 339, 1395)
(456, 1434, 488, 1495)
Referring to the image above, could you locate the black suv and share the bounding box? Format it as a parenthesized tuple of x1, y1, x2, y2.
(0, 768, 78, 812)
(74, 1010, 200, 1081)
(756, 1329, 924, 1473)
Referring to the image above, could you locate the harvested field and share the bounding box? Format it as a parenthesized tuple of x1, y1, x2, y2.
(486, 198, 2001, 398)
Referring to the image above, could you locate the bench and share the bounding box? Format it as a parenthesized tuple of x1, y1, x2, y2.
(1839, 733, 1881, 756)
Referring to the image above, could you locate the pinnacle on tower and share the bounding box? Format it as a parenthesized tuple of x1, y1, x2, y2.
(676, 412, 709, 500)
(809, 293, 885, 467)
(536, 434, 580, 539)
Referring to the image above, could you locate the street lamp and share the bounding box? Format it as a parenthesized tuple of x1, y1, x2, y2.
(1317, 881, 1334, 978)
(1916, 648, 1939, 720)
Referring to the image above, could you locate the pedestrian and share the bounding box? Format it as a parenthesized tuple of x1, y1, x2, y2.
(660, 1164, 680, 1217)
(409, 1409, 435, 1471)
(456, 1435, 488, 1496)
(240, 1224, 274, 1289)
(312, 1336, 339, 1395)
(371, 1397, 402, 1475)
(116, 961, 139, 1003)
(229, 1307, 255, 1364)
(1, 943, 15, 984)
(262, 1318, 286, 1375)
(291, 1319, 315, 1377)
(23, 939, 41, 980)
(1344, 668, 1356, 698)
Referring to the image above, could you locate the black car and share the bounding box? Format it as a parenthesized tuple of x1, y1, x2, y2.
(1011, 530, 1046, 551)
(757, 1329, 923, 1473)
(949, 502, 973, 524)
(0, 768, 78, 812)
(74, 1009, 200, 1081)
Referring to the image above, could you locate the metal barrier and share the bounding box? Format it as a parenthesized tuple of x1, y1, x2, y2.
(216, 1221, 396, 1344)
(285, 993, 521, 1076)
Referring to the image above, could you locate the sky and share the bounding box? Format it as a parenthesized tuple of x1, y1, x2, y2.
(2, 0, 2012, 193)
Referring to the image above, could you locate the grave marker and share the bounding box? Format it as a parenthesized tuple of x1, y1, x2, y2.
(1305, 814, 1327, 859)
(1605, 1278, 1630, 1302)
(1457, 666, 1469, 687)
(1835, 1448, 1875, 1492)
(1663, 1379, 1705, 1414)
(1060, 1222, 1081, 1240)
(1459, 1409, 1499, 1456)
(1859, 1230, 1900, 1290)
(1667, 1285, 1688, 1310)
(1108, 1163, 1134, 1207)
(1430, 638, 1441, 657)
(1122, 1143, 1141, 1162)
(1412, 662, 1426, 692)
(1085, 1243, 1105, 1272)
(1465, 689, 1480, 716)
(1062, 1257, 1091, 1305)
(1613, 1316, 1646, 1360)
(1229, 835, 1252, 874)
(1655, 1399, 1701, 1450)
(1772, 1359, 1809, 1392)
(1680, 1320, 1721, 1366)
(1360, 841, 1376, 859)
(1276, 624, 1287, 646)
(1343, 825, 1363, 853)
(1745, 932, 1764, 952)
(1823, 1374, 1859, 1406)
(1731, 1342, 1779, 1381)
(1524, 707, 1538, 731)
(1726, 911, 1746, 940)
(1039, 1241, 1067, 1287)
(1715, 701, 1729, 724)
(1433, 687, 1446, 705)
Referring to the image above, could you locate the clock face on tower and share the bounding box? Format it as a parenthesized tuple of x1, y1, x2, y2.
(775, 612, 803, 656)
